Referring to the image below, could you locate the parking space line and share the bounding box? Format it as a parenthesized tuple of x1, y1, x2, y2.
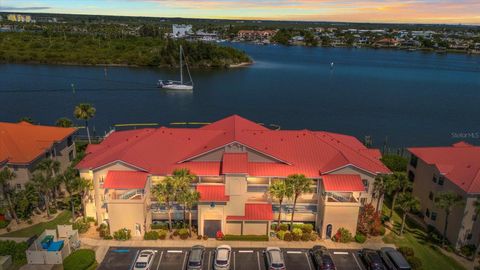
(182, 252, 188, 270)
(333, 251, 349, 255)
(352, 252, 363, 270)
(304, 252, 313, 270)
(208, 251, 212, 270)
(233, 250, 236, 270)
(286, 251, 302, 254)
(256, 251, 261, 270)
(238, 250, 254, 253)
(156, 251, 163, 270)
(129, 250, 140, 270)
(167, 250, 183, 253)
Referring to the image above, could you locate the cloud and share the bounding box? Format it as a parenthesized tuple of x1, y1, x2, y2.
(0, 6, 51, 11)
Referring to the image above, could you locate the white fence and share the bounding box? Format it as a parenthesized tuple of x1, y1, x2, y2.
(26, 225, 79, 265)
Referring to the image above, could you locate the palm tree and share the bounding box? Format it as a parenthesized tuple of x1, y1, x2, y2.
(373, 174, 390, 212)
(171, 169, 196, 222)
(269, 180, 292, 230)
(74, 103, 96, 144)
(60, 167, 90, 221)
(285, 174, 311, 229)
(387, 172, 411, 219)
(435, 191, 465, 246)
(31, 172, 53, 218)
(36, 159, 60, 207)
(55, 117, 74, 128)
(396, 193, 420, 235)
(0, 168, 19, 224)
(183, 190, 200, 237)
(152, 177, 175, 231)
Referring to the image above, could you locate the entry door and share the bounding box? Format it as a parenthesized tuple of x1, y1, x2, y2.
(204, 220, 221, 238)
(326, 224, 333, 239)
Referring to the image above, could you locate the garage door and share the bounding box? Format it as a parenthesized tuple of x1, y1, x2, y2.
(243, 221, 268, 235)
(204, 220, 221, 238)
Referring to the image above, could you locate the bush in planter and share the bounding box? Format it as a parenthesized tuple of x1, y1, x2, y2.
(113, 228, 131, 241)
(332, 227, 352, 243)
(144, 231, 160, 240)
(277, 230, 287, 240)
(173, 230, 179, 237)
(103, 235, 113, 240)
(197, 235, 203, 240)
(302, 224, 313, 234)
(284, 232, 292, 242)
(279, 223, 289, 231)
(151, 223, 169, 230)
(178, 228, 189, 240)
(310, 232, 318, 241)
(158, 229, 167, 240)
(292, 228, 303, 237)
(98, 223, 110, 238)
(216, 230, 224, 240)
(460, 244, 476, 257)
(203, 235, 209, 240)
(73, 219, 90, 234)
(301, 233, 310, 241)
(355, 234, 366, 243)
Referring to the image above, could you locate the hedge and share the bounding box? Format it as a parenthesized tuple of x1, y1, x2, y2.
(223, 235, 269, 241)
(0, 240, 28, 265)
(63, 249, 97, 270)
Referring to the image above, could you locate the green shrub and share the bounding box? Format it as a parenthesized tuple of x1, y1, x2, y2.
(144, 231, 159, 240)
(310, 232, 318, 241)
(27, 219, 33, 225)
(158, 229, 167, 240)
(460, 244, 476, 257)
(302, 224, 314, 234)
(178, 228, 189, 240)
(279, 223, 289, 231)
(151, 223, 169, 230)
(103, 235, 113, 240)
(202, 235, 208, 240)
(197, 235, 202, 240)
(332, 228, 352, 243)
(397, 246, 414, 257)
(85, 217, 96, 223)
(173, 230, 179, 237)
(49, 208, 58, 214)
(301, 233, 310, 241)
(407, 256, 423, 270)
(63, 249, 97, 270)
(0, 240, 28, 265)
(98, 223, 110, 238)
(277, 230, 287, 240)
(223, 235, 269, 241)
(284, 232, 292, 242)
(0, 220, 9, 229)
(292, 228, 303, 237)
(73, 219, 90, 234)
(113, 228, 131, 241)
(355, 234, 366, 243)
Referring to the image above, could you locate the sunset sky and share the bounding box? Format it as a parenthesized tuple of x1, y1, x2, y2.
(1, 0, 479, 24)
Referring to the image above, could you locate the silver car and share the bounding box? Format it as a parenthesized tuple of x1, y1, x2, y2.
(187, 245, 206, 270)
(133, 250, 156, 270)
(214, 245, 232, 270)
(265, 247, 286, 270)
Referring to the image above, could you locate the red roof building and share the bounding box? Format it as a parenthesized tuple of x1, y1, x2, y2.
(104, 171, 148, 189)
(227, 204, 274, 221)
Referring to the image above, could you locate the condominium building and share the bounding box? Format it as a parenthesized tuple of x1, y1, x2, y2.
(77, 115, 390, 238)
(407, 142, 480, 248)
(0, 121, 77, 189)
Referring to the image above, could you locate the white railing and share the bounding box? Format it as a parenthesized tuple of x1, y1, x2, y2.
(118, 189, 144, 200)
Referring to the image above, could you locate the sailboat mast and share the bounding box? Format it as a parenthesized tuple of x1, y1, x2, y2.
(180, 45, 183, 84)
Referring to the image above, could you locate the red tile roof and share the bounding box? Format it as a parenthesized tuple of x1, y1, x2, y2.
(77, 115, 389, 177)
(103, 171, 148, 189)
(322, 174, 365, 192)
(222, 153, 248, 174)
(227, 203, 273, 221)
(0, 122, 76, 164)
(408, 142, 480, 194)
(197, 185, 229, 202)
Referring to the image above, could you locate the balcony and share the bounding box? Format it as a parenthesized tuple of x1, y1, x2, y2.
(107, 189, 145, 201)
(324, 192, 358, 203)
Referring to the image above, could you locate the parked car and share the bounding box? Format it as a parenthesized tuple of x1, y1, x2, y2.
(264, 247, 286, 270)
(133, 250, 156, 270)
(359, 249, 386, 270)
(309, 245, 336, 270)
(187, 245, 206, 270)
(214, 245, 232, 270)
(379, 247, 411, 270)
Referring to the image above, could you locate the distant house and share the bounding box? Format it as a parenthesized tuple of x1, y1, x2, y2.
(237, 30, 278, 41)
(172, 24, 192, 38)
(7, 14, 33, 23)
(0, 122, 76, 190)
(374, 38, 399, 47)
(408, 142, 480, 249)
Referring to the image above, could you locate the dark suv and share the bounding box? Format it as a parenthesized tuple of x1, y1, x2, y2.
(309, 245, 336, 270)
(359, 249, 386, 270)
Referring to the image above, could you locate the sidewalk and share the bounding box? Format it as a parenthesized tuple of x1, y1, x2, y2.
(80, 236, 395, 263)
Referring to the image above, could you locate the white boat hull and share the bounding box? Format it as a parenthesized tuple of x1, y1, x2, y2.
(160, 84, 193, 91)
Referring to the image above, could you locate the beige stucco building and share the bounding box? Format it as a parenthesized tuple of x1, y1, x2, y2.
(0, 121, 76, 190)
(408, 142, 480, 249)
(77, 115, 390, 238)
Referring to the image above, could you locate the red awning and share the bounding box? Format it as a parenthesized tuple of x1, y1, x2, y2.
(227, 204, 273, 221)
(103, 171, 148, 189)
(322, 174, 365, 192)
(197, 185, 230, 202)
(222, 152, 249, 174)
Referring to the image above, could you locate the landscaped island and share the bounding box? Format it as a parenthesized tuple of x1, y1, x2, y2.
(0, 32, 251, 68)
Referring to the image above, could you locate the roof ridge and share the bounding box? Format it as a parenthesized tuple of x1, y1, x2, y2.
(467, 167, 480, 193)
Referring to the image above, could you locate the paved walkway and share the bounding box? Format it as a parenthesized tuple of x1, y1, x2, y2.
(80, 236, 395, 263)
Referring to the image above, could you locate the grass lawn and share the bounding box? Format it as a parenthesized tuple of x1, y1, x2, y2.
(382, 204, 466, 270)
(1, 211, 72, 238)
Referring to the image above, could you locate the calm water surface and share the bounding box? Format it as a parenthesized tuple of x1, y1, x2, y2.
(1, 43, 479, 147)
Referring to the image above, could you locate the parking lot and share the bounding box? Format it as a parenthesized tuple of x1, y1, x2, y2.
(98, 247, 366, 270)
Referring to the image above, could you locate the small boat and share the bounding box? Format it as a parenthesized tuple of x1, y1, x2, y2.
(330, 62, 335, 69)
(158, 45, 193, 91)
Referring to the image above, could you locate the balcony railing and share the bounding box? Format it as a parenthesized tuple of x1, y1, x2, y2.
(108, 189, 145, 200)
(324, 192, 357, 203)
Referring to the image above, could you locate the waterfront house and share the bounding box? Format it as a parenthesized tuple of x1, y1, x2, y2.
(172, 24, 193, 38)
(407, 142, 480, 249)
(237, 30, 278, 41)
(0, 121, 76, 190)
(77, 115, 390, 238)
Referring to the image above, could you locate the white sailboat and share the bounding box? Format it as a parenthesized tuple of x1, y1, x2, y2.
(158, 45, 194, 91)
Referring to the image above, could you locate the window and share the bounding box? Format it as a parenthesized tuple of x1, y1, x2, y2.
(408, 170, 415, 182)
(68, 150, 74, 162)
(410, 155, 418, 168)
(425, 208, 430, 217)
(247, 185, 268, 193)
(362, 179, 369, 192)
(438, 176, 445, 186)
(428, 192, 434, 201)
(431, 212, 437, 221)
(432, 176, 437, 183)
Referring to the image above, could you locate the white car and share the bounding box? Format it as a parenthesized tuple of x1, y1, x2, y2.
(134, 250, 157, 270)
(214, 245, 232, 270)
